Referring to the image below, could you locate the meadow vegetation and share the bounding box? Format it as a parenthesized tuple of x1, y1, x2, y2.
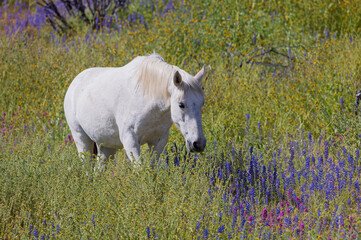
(1, 0, 361, 239)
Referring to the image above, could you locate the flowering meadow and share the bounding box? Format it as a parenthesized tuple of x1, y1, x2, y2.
(1, 0, 361, 239)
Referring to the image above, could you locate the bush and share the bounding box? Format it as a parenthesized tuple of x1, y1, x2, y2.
(37, 0, 128, 33)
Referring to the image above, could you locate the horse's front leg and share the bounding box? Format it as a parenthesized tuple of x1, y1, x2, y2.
(122, 130, 141, 165)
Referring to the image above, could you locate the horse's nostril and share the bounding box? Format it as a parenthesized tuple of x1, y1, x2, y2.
(193, 140, 205, 152)
(193, 141, 200, 150)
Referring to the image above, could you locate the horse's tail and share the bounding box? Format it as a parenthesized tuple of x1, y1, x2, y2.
(93, 142, 98, 156)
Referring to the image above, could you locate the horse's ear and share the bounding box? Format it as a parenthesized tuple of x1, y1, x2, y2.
(173, 71, 183, 88)
(195, 65, 206, 84)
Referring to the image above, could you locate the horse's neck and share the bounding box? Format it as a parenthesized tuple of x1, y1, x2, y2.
(150, 99, 171, 115)
(140, 99, 172, 129)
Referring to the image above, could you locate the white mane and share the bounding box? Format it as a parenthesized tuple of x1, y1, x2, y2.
(134, 54, 203, 102)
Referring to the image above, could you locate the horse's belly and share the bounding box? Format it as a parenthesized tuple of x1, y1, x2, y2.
(83, 118, 123, 149)
(77, 105, 123, 149)
(94, 128, 123, 149)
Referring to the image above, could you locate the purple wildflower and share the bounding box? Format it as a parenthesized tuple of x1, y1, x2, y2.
(280, 210, 284, 217)
(147, 226, 150, 239)
(33, 228, 38, 238)
(218, 225, 225, 233)
(299, 221, 305, 232)
(341, 97, 344, 109)
(203, 229, 209, 239)
(262, 208, 268, 220)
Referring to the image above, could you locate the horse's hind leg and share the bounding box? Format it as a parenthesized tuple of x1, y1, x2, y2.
(97, 146, 117, 170)
(98, 146, 117, 160)
(70, 127, 96, 160)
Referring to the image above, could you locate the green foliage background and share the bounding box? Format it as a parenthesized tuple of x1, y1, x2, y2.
(1, 0, 361, 239)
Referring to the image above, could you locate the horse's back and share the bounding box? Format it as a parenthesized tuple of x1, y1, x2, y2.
(64, 67, 128, 109)
(66, 67, 116, 94)
(65, 57, 144, 103)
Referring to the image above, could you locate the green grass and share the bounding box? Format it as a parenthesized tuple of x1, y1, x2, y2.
(1, 0, 361, 239)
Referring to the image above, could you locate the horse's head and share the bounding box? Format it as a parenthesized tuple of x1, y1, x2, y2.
(170, 66, 207, 153)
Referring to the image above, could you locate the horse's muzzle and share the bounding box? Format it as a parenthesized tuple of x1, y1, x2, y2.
(188, 138, 207, 153)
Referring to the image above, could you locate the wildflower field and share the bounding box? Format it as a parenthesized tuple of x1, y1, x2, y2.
(1, 0, 361, 239)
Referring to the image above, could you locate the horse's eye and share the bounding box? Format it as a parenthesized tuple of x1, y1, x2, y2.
(178, 102, 185, 109)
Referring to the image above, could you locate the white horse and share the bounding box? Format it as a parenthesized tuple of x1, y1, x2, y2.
(64, 54, 207, 165)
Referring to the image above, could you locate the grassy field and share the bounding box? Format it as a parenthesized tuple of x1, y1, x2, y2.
(1, 0, 361, 239)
